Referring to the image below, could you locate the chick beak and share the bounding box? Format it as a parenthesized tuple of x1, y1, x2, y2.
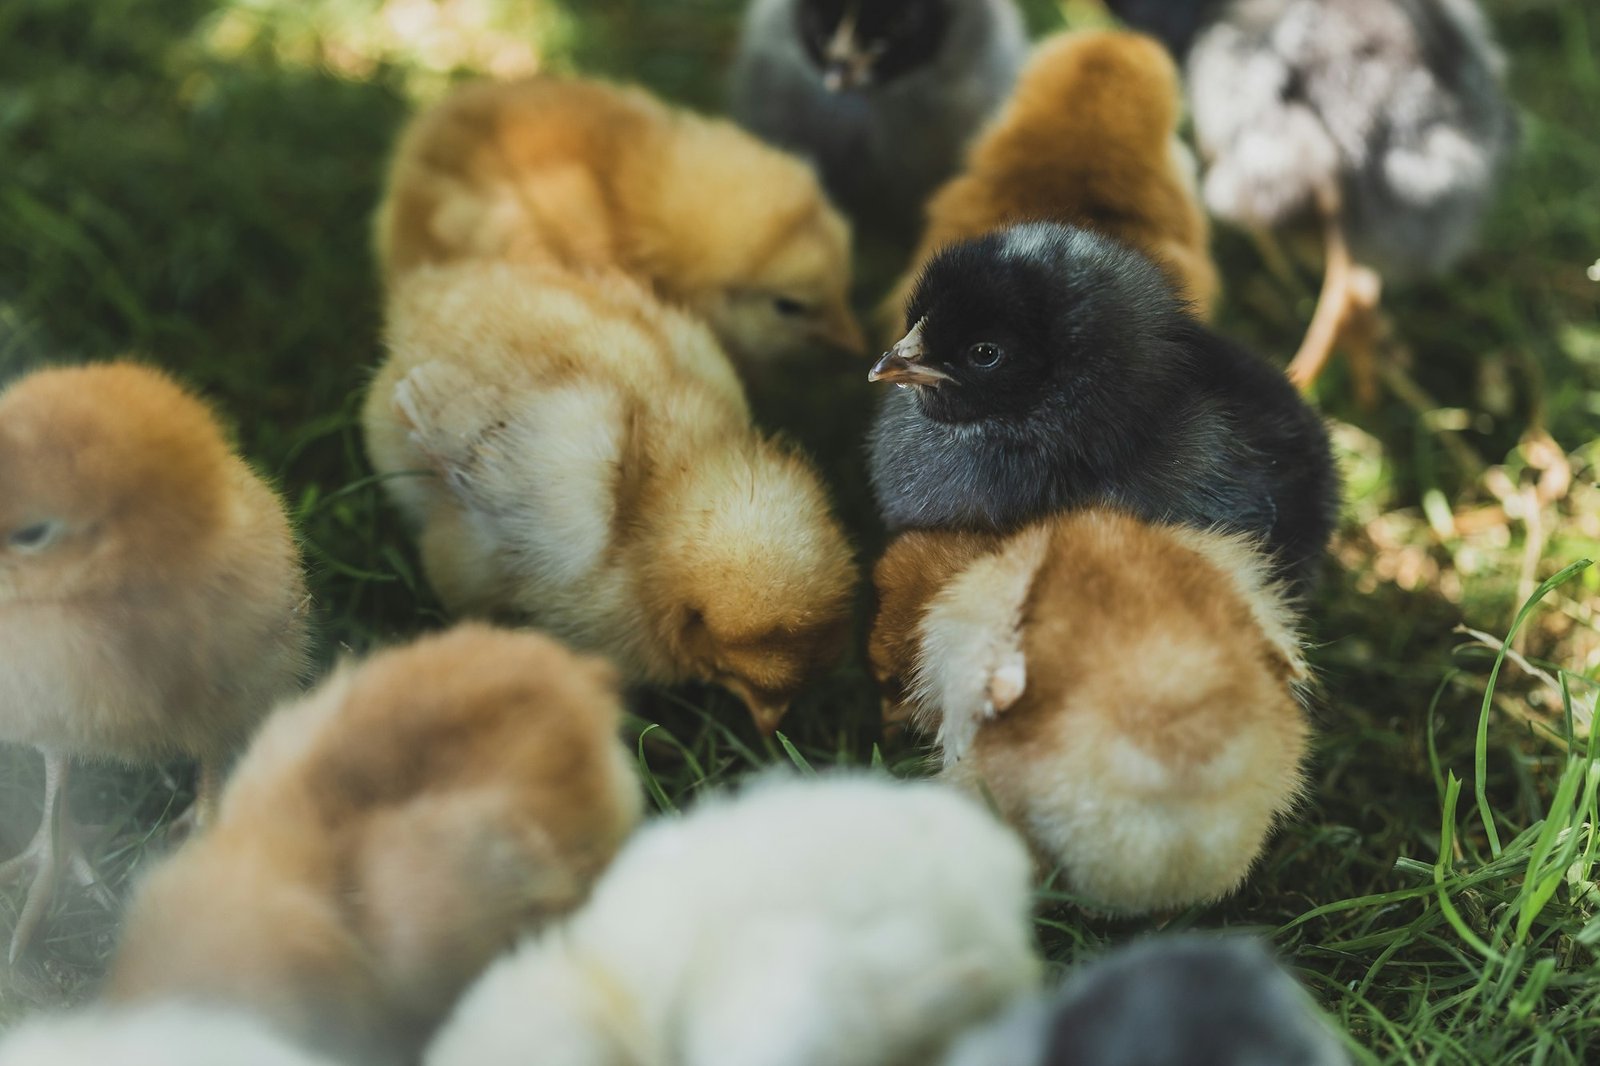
(868, 319, 952, 387)
(749, 701, 789, 738)
(817, 306, 869, 357)
(821, 12, 872, 92)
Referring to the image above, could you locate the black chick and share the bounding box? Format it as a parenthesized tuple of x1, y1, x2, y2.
(731, 0, 1027, 241)
(943, 936, 1350, 1066)
(866, 221, 1339, 590)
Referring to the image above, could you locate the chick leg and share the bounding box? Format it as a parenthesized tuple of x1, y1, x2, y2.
(1285, 207, 1356, 390)
(0, 751, 113, 963)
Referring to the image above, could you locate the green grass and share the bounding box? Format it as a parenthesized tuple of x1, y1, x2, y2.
(2, 0, 1598, 1058)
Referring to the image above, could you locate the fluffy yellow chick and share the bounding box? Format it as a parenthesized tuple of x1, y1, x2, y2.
(376, 74, 866, 363)
(107, 623, 642, 1066)
(882, 30, 1218, 334)
(872, 509, 1310, 911)
(363, 261, 859, 735)
(0, 362, 309, 963)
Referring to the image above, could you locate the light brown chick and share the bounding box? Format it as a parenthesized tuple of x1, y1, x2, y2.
(872, 509, 1310, 912)
(376, 75, 866, 364)
(107, 623, 642, 1066)
(882, 30, 1218, 336)
(362, 261, 859, 735)
(0, 361, 309, 962)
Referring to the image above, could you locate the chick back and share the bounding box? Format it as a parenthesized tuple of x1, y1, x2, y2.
(886, 30, 1217, 326)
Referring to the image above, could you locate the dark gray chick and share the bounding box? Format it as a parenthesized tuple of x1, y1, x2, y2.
(942, 936, 1351, 1066)
(730, 0, 1028, 241)
(866, 221, 1339, 593)
(1179, 0, 1517, 388)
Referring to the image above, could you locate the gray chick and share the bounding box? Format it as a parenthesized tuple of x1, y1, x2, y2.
(1181, 0, 1516, 389)
(731, 0, 1028, 242)
(943, 936, 1351, 1066)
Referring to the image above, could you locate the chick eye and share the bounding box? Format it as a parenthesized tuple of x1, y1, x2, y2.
(966, 342, 1005, 369)
(7, 521, 60, 553)
(772, 296, 811, 318)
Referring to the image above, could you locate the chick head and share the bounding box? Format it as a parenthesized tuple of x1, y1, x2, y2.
(796, 0, 954, 91)
(636, 115, 865, 362)
(641, 439, 857, 735)
(0, 362, 234, 604)
(870, 222, 1184, 426)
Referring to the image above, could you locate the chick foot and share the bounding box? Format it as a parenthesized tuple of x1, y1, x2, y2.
(1286, 203, 1384, 398)
(1, 752, 116, 963)
(394, 362, 510, 505)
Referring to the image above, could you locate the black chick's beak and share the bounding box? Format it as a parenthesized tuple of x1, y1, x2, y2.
(820, 11, 873, 92)
(868, 318, 952, 388)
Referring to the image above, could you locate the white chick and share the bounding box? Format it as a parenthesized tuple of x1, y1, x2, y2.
(0, 361, 310, 962)
(731, 0, 1028, 241)
(362, 261, 859, 736)
(0, 1004, 341, 1066)
(943, 936, 1351, 1066)
(427, 774, 1041, 1066)
(879, 508, 1312, 912)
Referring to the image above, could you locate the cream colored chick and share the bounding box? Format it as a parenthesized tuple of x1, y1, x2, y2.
(427, 774, 1040, 1066)
(376, 74, 866, 363)
(362, 262, 858, 735)
(0, 362, 309, 963)
(107, 624, 642, 1066)
(0, 1004, 341, 1066)
(873, 509, 1311, 912)
(882, 30, 1218, 333)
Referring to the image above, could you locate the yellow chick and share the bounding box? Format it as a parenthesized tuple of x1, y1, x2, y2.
(363, 261, 859, 735)
(872, 509, 1311, 911)
(376, 75, 866, 364)
(107, 623, 642, 1066)
(0, 362, 309, 963)
(882, 30, 1218, 334)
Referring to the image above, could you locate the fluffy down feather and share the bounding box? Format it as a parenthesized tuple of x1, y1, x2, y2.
(362, 261, 858, 735)
(107, 624, 642, 1066)
(376, 74, 864, 363)
(428, 775, 1040, 1066)
(0, 1005, 342, 1066)
(874, 509, 1311, 911)
(882, 30, 1218, 332)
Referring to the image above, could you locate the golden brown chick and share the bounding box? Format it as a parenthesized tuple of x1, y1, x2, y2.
(376, 74, 866, 364)
(107, 623, 642, 1066)
(362, 261, 858, 735)
(871, 509, 1310, 911)
(882, 30, 1218, 335)
(0, 361, 309, 962)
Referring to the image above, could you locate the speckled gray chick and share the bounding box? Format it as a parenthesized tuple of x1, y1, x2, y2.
(1186, 0, 1516, 277)
(942, 937, 1351, 1066)
(731, 0, 1027, 240)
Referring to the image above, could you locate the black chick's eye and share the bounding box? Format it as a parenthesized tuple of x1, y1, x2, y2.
(773, 296, 811, 318)
(966, 342, 1005, 369)
(7, 521, 58, 552)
